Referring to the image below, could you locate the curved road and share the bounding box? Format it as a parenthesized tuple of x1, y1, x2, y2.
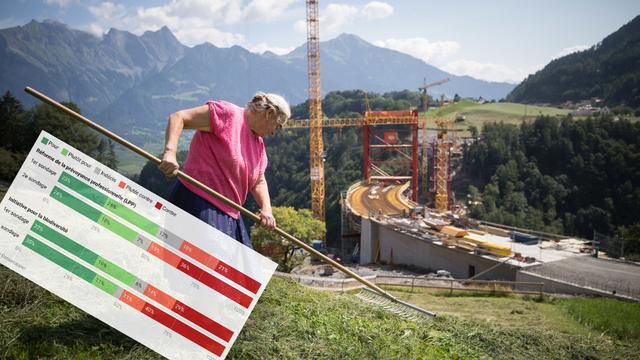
(346, 183, 413, 218)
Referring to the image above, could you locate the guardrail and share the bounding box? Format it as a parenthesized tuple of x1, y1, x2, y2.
(375, 275, 545, 297)
(275, 272, 545, 297)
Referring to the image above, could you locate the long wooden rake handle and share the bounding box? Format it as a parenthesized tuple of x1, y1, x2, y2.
(24, 86, 402, 301)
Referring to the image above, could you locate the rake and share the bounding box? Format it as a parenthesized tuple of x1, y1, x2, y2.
(25, 86, 436, 321)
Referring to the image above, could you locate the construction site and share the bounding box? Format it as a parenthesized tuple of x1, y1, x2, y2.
(287, 0, 640, 302)
(2, 1, 640, 359)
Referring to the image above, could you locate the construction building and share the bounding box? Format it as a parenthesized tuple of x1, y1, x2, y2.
(340, 184, 640, 301)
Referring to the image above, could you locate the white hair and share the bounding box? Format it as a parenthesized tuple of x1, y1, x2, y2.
(246, 92, 291, 126)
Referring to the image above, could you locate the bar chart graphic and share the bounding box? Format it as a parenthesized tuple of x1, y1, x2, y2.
(0, 131, 277, 359)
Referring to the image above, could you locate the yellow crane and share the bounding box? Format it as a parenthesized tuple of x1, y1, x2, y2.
(434, 113, 456, 211)
(418, 78, 449, 204)
(306, 0, 324, 222)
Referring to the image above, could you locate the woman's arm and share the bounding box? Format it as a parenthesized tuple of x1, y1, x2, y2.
(158, 104, 210, 176)
(251, 173, 276, 229)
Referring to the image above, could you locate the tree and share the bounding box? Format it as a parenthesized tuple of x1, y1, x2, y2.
(251, 206, 325, 272)
(30, 102, 118, 168)
(612, 224, 640, 261)
(0, 91, 29, 152)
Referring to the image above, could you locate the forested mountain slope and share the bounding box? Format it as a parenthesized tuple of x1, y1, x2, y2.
(507, 15, 640, 107)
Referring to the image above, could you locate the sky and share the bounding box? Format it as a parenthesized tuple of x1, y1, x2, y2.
(1, 0, 639, 84)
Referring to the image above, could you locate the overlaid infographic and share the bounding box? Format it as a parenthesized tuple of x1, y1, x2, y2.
(0, 131, 277, 359)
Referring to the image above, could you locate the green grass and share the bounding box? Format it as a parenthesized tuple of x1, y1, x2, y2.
(466, 103, 570, 117)
(421, 102, 572, 137)
(387, 287, 589, 334)
(561, 298, 640, 340)
(1, 265, 636, 359)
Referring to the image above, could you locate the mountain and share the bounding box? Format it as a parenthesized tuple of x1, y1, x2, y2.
(0, 20, 515, 141)
(507, 15, 640, 107)
(99, 43, 306, 137)
(101, 33, 514, 139)
(0, 20, 186, 115)
(281, 34, 514, 101)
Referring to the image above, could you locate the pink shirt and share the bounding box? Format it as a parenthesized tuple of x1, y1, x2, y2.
(179, 100, 268, 219)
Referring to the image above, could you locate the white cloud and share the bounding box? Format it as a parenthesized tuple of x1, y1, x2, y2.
(44, 0, 73, 7)
(374, 37, 460, 63)
(375, 36, 541, 83)
(323, 4, 359, 33)
(441, 59, 542, 83)
(248, 43, 295, 55)
(362, 1, 393, 20)
(175, 27, 245, 48)
(86, 23, 105, 37)
(316, 2, 394, 34)
(88, 2, 126, 22)
(554, 45, 589, 59)
(83, 0, 297, 47)
(293, 19, 306, 34)
(244, 0, 297, 22)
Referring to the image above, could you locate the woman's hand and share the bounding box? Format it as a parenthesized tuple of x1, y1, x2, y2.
(257, 209, 276, 230)
(158, 152, 179, 177)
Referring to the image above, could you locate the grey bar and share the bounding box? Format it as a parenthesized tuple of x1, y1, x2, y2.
(132, 279, 148, 294)
(155, 228, 183, 249)
(113, 287, 124, 299)
(133, 235, 152, 250)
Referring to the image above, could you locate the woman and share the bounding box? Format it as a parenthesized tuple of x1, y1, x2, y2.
(158, 92, 290, 248)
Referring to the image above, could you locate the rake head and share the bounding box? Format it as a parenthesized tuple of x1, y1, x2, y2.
(356, 288, 436, 322)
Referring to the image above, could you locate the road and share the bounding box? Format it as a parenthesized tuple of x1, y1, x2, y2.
(346, 183, 413, 218)
(525, 256, 640, 300)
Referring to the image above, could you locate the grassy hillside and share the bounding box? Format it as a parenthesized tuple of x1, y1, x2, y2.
(422, 102, 572, 136)
(0, 264, 636, 359)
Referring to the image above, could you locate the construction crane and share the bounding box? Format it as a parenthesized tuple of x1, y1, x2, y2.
(418, 77, 449, 112)
(306, 0, 324, 222)
(434, 114, 456, 211)
(286, 111, 421, 203)
(285, 115, 418, 128)
(419, 77, 449, 205)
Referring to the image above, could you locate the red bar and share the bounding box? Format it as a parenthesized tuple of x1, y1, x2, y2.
(173, 300, 233, 342)
(144, 284, 177, 309)
(150, 243, 254, 308)
(143, 284, 233, 342)
(180, 240, 261, 294)
(177, 259, 204, 280)
(120, 290, 146, 311)
(142, 302, 176, 329)
(198, 270, 252, 308)
(172, 318, 225, 356)
(210, 259, 261, 294)
(179, 241, 210, 265)
(120, 290, 226, 356)
(147, 242, 181, 267)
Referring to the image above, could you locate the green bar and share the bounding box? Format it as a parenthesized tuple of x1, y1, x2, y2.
(31, 220, 136, 287)
(91, 274, 119, 295)
(71, 262, 99, 283)
(22, 235, 96, 283)
(50, 186, 102, 222)
(30, 220, 99, 265)
(104, 198, 160, 235)
(97, 214, 138, 242)
(59, 172, 108, 206)
(60, 171, 161, 236)
(93, 256, 136, 286)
